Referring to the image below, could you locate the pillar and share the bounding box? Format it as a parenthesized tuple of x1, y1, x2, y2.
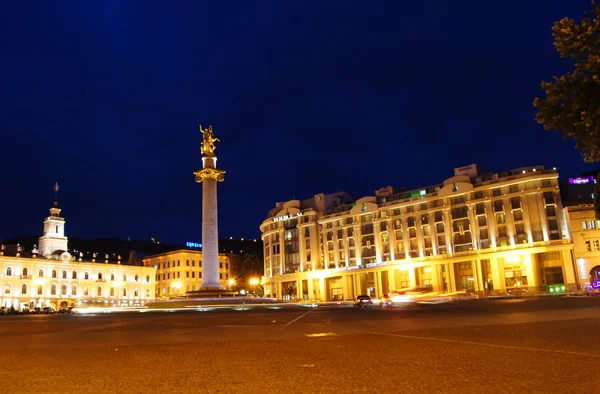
(387, 268, 396, 291)
(197, 156, 225, 290)
(446, 263, 456, 292)
(319, 277, 325, 302)
(490, 257, 503, 292)
(561, 250, 578, 292)
(523, 253, 537, 291)
(408, 268, 417, 287)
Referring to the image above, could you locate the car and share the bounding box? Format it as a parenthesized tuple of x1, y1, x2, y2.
(58, 307, 74, 314)
(388, 286, 446, 306)
(379, 293, 393, 307)
(41, 307, 56, 315)
(354, 295, 373, 308)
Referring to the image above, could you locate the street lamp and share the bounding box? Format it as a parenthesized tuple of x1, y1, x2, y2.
(249, 278, 259, 296)
(228, 278, 235, 290)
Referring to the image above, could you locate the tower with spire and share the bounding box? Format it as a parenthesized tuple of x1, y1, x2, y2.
(38, 183, 68, 258)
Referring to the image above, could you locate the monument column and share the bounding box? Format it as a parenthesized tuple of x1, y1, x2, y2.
(194, 125, 226, 290)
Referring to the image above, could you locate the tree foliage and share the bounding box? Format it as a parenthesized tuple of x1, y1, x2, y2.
(534, 1, 600, 162)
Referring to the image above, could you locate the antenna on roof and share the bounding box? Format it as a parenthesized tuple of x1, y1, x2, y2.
(53, 183, 60, 207)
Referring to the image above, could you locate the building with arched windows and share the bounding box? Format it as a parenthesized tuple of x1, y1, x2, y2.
(0, 194, 155, 311)
(260, 164, 580, 301)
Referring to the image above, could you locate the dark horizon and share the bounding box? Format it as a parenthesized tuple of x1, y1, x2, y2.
(1, 1, 596, 244)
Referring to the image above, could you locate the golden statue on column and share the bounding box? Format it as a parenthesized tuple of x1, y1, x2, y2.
(200, 125, 220, 157)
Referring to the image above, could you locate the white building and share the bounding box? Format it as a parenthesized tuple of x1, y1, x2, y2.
(0, 191, 155, 310)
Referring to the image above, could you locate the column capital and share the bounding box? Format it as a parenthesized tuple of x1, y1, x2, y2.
(194, 168, 226, 183)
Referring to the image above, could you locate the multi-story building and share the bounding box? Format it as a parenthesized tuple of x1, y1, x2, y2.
(0, 198, 156, 310)
(142, 249, 235, 297)
(562, 173, 600, 290)
(260, 164, 579, 301)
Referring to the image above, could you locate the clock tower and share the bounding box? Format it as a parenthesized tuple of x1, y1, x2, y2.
(38, 183, 68, 258)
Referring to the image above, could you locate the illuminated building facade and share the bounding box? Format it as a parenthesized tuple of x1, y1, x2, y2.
(142, 249, 234, 297)
(561, 173, 600, 290)
(260, 164, 579, 301)
(0, 198, 155, 310)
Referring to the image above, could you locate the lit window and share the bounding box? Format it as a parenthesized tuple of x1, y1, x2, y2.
(583, 221, 588, 230)
(591, 221, 597, 230)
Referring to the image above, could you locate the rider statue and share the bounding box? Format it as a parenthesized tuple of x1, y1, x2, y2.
(200, 125, 220, 156)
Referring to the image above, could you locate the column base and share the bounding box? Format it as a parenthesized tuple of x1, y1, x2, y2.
(199, 282, 224, 291)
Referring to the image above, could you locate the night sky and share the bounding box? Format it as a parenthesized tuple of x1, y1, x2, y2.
(1, 1, 596, 244)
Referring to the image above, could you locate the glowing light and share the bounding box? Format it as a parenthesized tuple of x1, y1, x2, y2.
(505, 255, 521, 263)
(249, 278, 259, 285)
(228, 279, 235, 286)
(172, 282, 182, 289)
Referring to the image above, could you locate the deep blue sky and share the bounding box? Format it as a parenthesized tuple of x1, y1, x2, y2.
(0, 1, 596, 244)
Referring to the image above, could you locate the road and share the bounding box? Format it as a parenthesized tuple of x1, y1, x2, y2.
(2, 297, 600, 393)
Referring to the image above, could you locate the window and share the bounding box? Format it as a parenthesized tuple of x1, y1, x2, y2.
(493, 189, 501, 197)
(62, 271, 67, 279)
(186, 260, 189, 266)
(111, 273, 115, 281)
(590, 221, 597, 230)
(84, 287, 89, 296)
(123, 274, 128, 282)
(52, 270, 56, 278)
(38, 269, 43, 277)
(192, 260, 195, 267)
(4, 284, 11, 294)
(583, 221, 588, 230)
(146, 275, 150, 283)
(51, 284, 56, 295)
(186, 272, 189, 278)
(541, 180, 552, 188)
(513, 210, 523, 222)
(496, 213, 505, 224)
(219, 262, 223, 269)
(146, 288, 150, 298)
(110, 288, 115, 297)
(72, 271, 77, 279)
(134, 289, 139, 297)
(37, 285, 43, 295)
(226, 263, 229, 270)
(192, 272, 195, 278)
(586, 240, 592, 252)
(494, 200, 504, 212)
(22, 268, 28, 276)
(61, 284, 67, 295)
(123, 288, 127, 296)
(71, 285, 77, 296)
(6, 267, 11, 276)
(84, 272, 89, 280)
(97, 287, 102, 296)
(509, 185, 519, 193)
(98, 273, 103, 280)
(220, 273, 223, 279)
(22, 284, 27, 295)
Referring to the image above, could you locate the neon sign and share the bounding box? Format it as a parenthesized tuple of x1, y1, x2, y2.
(273, 212, 303, 222)
(569, 176, 595, 185)
(186, 242, 202, 248)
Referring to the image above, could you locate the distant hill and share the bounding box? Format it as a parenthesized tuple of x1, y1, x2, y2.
(1, 236, 263, 265)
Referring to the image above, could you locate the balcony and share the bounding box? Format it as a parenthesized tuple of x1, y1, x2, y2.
(20, 275, 32, 280)
(96, 279, 106, 283)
